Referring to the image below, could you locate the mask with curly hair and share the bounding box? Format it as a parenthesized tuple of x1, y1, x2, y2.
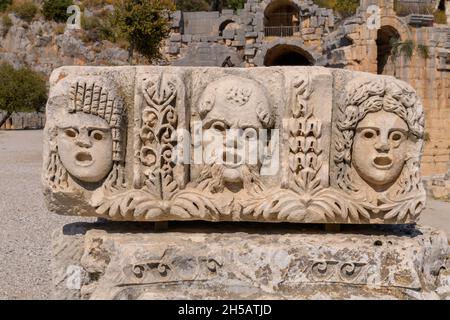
(334, 77, 424, 197)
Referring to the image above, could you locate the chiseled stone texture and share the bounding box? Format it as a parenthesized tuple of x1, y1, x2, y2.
(43, 66, 426, 224)
(52, 222, 449, 300)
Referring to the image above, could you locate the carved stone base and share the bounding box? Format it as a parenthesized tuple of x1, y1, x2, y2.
(52, 222, 450, 300)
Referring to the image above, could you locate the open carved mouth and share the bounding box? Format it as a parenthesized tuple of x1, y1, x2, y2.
(75, 152, 94, 166)
(373, 156, 393, 169)
(222, 151, 242, 168)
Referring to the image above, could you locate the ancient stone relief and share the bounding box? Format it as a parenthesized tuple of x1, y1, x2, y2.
(332, 77, 425, 222)
(43, 67, 425, 224)
(44, 77, 126, 195)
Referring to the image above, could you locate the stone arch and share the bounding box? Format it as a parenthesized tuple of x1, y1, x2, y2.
(218, 19, 239, 36)
(264, 0, 300, 26)
(379, 16, 412, 41)
(376, 25, 400, 74)
(254, 39, 317, 66)
(263, 0, 301, 36)
(259, 0, 305, 14)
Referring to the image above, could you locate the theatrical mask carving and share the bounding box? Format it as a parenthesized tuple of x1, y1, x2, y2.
(45, 78, 126, 191)
(56, 112, 113, 183)
(197, 76, 275, 193)
(351, 110, 410, 192)
(335, 77, 424, 200)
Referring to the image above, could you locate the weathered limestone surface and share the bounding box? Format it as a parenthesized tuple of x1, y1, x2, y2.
(43, 66, 426, 224)
(52, 222, 449, 300)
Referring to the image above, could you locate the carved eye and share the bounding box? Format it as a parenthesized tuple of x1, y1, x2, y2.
(211, 121, 227, 133)
(362, 129, 376, 139)
(390, 132, 403, 142)
(92, 131, 103, 141)
(65, 128, 77, 138)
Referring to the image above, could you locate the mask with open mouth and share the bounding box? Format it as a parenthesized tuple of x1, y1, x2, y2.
(57, 112, 113, 183)
(351, 110, 409, 192)
(198, 76, 274, 192)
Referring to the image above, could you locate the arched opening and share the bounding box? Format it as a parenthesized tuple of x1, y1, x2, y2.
(219, 19, 239, 36)
(264, 0, 300, 37)
(376, 26, 400, 75)
(264, 44, 314, 66)
(438, 0, 446, 11)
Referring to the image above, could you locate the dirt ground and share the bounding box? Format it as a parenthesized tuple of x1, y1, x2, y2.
(0, 130, 449, 299)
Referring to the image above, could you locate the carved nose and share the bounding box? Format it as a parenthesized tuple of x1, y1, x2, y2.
(75, 132, 92, 148)
(375, 142, 390, 152)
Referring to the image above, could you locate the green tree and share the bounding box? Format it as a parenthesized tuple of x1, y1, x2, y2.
(0, 0, 11, 12)
(335, 0, 359, 17)
(224, 0, 245, 11)
(175, 0, 209, 11)
(111, 0, 175, 64)
(0, 63, 48, 128)
(42, 0, 73, 23)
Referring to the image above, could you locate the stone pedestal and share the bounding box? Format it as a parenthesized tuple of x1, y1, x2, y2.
(52, 222, 450, 300)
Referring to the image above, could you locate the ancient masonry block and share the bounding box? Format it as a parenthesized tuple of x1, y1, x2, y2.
(52, 223, 449, 299)
(181, 35, 192, 43)
(222, 29, 235, 39)
(170, 33, 181, 42)
(43, 66, 426, 224)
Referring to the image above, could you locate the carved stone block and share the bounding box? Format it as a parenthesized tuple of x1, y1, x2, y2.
(43, 67, 426, 224)
(52, 223, 449, 300)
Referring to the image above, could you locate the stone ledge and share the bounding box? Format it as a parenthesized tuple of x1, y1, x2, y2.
(52, 222, 449, 300)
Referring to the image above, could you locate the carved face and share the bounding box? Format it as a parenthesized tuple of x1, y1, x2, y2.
(351, 110, 409, 191)
(200, 77, 270, 186)
(57, 113, 113, 183)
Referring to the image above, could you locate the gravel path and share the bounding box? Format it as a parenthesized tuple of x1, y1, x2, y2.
(0, 130, 449, 300)
(0, 130, 93, 300)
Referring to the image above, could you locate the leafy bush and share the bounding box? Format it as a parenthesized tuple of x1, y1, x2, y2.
(42, 0, 73, 22)
(313, 0, 359, 17)
(313, 0, 335, 9)
(1, 13, 12, 36)
(12, 1, 38, 22)
(0, 63, 48, 127)
(224, 0, 245, 11)
(81, 14, 116, 42)
(111, 0, 175, 63)
(0, 0, 12, 12)
(434, 10, 447, 25)
(175, 0, 210, 11)
(335, 0, 359, 17)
